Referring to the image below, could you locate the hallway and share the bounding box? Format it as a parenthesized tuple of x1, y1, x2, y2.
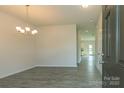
(79, 56, 102, 83)
(0, 56, 102, 88)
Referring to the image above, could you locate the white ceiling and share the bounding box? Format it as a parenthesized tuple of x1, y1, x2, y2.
(0, 5, 101, 26)
(0, 5, 101, 40)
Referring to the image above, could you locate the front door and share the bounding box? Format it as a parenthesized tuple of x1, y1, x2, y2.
(102, 5, 120, 88)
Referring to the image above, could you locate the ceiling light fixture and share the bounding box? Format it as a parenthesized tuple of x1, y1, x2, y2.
(82, 5, 88, 8)
(16, 5, 38, 35)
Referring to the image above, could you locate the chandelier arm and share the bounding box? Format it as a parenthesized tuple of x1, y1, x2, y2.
(26, 5, 30, 24)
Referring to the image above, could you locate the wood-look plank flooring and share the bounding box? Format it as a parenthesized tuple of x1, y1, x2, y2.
(0, 56, 102, 88)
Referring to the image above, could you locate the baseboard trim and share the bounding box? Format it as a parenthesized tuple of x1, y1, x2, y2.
(0, 65, 77, 79)
(0, 65, 36, 79)
(35, 65, 77, 67)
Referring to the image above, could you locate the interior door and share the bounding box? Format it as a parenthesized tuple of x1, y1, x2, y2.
(119, 5, 124, 88)
(102, 5, 120, 88)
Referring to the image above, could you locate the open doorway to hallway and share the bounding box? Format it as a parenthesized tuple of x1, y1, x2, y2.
(76, 5, 102, 87)
(80, 35, 95, 56)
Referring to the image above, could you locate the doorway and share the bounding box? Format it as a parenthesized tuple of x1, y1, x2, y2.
(76, 5, 103, 87)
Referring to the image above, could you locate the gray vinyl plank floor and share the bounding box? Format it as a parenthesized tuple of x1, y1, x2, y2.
(0, 56, 102, 88)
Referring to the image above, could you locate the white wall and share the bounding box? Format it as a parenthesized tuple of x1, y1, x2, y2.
(36, 24, 77, 67)
(0, 12, 78, 78)
(0, 12, 36, 78)
(95, 11, 102, 75)
(77, 28, 81, 64)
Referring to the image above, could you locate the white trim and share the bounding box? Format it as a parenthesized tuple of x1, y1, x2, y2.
(0, 65, 36, 79)
(0, 65, 77, 79)
(35, 65, 77, 68)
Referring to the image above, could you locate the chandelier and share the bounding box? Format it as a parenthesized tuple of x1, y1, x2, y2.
(16, 5, 38, 35)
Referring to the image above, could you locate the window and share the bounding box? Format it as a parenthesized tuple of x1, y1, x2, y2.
(89, 45, 93, 55)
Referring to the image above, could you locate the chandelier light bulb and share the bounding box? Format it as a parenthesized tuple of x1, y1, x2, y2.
(32, 30, 38, 35)
(16, 26, 21, 32)
(20, 29, 25, 33)
(25, 27, 30, 32)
